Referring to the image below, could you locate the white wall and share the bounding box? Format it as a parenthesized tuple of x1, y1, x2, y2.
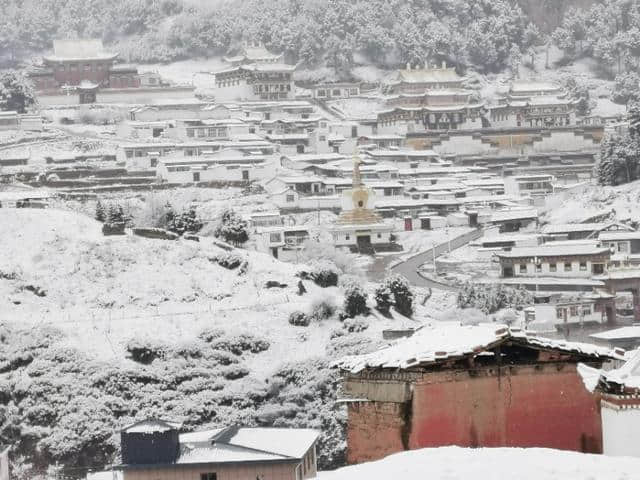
(602, 405, 640, 457)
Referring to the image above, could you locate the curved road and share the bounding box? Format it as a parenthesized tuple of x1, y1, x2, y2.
(389, 228, 484, 292)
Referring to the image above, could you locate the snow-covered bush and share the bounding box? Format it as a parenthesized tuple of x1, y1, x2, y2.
(342, 280, 368, 318)
(214, 209, 249, 246)
(380, 275, 414, 317)
(209, 333, 270, 356)
(342, 317, 369, 333)
(211, 253, 246, 271)
(310, 293, 337, 320)
(126, 338, 167, 364)
(308, 260, 340, 288)
(299, 240, 364, 276)
(288, 311, 311, 327)
(166, 207, 203, 236)
(457, 282, 532, 314)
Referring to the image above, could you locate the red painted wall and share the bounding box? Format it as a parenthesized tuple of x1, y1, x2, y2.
(347, 364, 602, 464)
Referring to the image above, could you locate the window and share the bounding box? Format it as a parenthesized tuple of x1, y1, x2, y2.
(556, 307, 564, 320)
(345, 235, 350, 241)
(84, 63, 91, 71)
(319, 135, 326, 142)
(187, 129, 194, 138)
(579, 262, 587, 271)
(197, 128, 206, 138)
(317, 89, 326, 97)
(150, 158, 158, 168)
(618, 242, 629, 253)
(193, 172, 200, 182)
(286, 194, 295, 203)
(377, 233, 382, 239)
(333, 89, 341, 96)
(519, 263, 527, 273)
(549, 263, 557, 272)
(564, 262, 572, 272)
(593, 263, 605, 274)
(536, 263, 542, 273)
(208, 128, 216, 137)
(125, 150, 133, 158)
(570, 306, 578, 317)
(201, 474, 217, 480)
(270, 233, 282, 243)
(242, 170, 249, 180)
(351, 126, 358, 138)
(582, 306, 592, 315)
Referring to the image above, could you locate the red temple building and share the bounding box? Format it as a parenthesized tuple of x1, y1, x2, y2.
(335, 324, 622, 464)
(29, 39, 141, 93)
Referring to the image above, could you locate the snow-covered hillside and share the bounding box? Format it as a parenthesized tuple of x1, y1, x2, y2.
(0, 207, 456, 474)
(542, 180, 640, 225)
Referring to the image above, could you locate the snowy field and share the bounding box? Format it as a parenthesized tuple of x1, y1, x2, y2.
(320, 447, 640, 480)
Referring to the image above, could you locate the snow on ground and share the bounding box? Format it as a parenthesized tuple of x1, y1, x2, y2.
(542, 180, 640, 225)
(0, 207, 453, 377)
(319, 447, 640, 480)
(140, 57, 227, 88)
(394, 225, 474, 258)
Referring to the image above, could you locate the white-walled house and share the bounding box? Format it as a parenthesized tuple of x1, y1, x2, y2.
(497, 242, 611, 278)
(589, 350, 640, 457)
(253, 226, 311, 261)
(156, 155, 277, 184)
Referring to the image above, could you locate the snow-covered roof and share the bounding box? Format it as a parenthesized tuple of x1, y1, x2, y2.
(598, 230, 640, 241)
(120, 424, 319, 468)
(320, 446, 640, 480)
(497, 277, 605, 287)
(223, 427, 319, 459)
(541, 223, 610, 234)
(178, 443, 287, 464)
(590, 327, 640, 341)
(490, 208, 538, 223)
(497, 244, 610, 259)
(366, 149, 439, 158)
(334, 324, 618, 374)
(589, 98, 627, 119)
(123, 419, 182, 433)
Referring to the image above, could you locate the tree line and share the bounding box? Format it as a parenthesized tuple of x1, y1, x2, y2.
(2, 0, 539, 75)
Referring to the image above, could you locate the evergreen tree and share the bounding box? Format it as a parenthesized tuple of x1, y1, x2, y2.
(0, 70, 36, 113)
(95, 200, 106, 223)
(374, 284, 393, 315)
(343, 281, 368, 318)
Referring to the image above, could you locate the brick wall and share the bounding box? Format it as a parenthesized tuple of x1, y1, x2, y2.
(346, 363, 603, 464)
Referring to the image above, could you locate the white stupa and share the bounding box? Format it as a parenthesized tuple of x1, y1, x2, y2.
(330, 154, 394, 252)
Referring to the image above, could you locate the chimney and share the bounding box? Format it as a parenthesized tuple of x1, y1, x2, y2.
(442, 61, 446, 69)
(424, 59, 429, 69)
(406, 62, 411, 71)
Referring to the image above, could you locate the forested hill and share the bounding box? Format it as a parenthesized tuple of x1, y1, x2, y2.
(0, 0, 621, 75)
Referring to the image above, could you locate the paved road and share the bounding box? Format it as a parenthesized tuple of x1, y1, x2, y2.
(389, 228, 484, 292)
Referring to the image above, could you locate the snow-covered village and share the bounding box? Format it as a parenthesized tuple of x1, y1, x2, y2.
(3, 1, 640, 479)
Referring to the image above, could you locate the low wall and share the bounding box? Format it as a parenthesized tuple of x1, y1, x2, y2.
(37, 87, 196, 107)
